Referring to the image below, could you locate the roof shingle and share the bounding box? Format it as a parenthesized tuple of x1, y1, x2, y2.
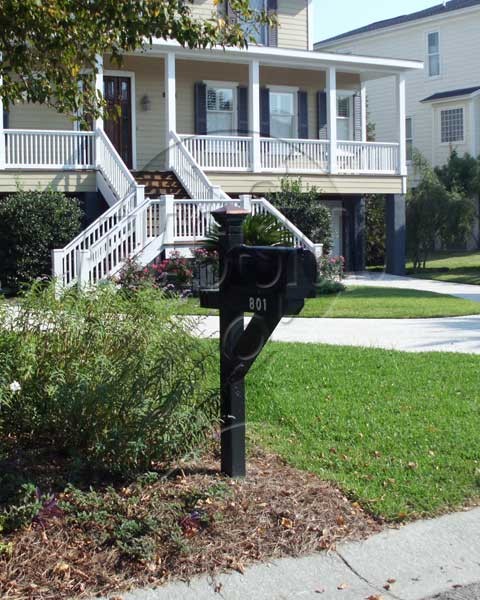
(421, 86, 480, 102)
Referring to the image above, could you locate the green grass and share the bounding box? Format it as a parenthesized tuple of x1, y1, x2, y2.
(407, 251, 480, 285)
(247, 343, 480, 521)
(178, 286, 480, 319)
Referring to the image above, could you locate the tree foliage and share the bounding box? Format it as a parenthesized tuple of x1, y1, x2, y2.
(268, 177, 333, 253)
(0, 0, 272, 119)
(365, 195, 385, 266)
(407, 153, 476, 271)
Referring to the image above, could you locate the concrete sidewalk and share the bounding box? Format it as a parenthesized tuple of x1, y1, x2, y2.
(103, 507, 480, 600)
(196, 314, 480, 354)
(345, 272, 480, 303)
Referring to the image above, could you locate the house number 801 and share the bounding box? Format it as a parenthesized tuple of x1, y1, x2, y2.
(249, 297, 267, 312)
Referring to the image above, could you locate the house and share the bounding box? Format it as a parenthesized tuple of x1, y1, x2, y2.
(0, 1, 422, 287)
(315, 0, 480, 187)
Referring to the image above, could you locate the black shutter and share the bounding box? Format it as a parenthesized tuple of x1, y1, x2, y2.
(194, 82, 207, 135)
(317, 91, 328, 140)
(297, 90, 308, 139)
(3, 110, 9, 130)
(260, 87, 270, 137)
(353, 93, 362, 141)
(237, 86, 249, 135)
(267, 0, 278, 47)
(226, 1, 238, 24)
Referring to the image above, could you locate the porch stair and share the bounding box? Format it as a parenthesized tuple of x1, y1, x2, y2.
(133, 170, 188, 199)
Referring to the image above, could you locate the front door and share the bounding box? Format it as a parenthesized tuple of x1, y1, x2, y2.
(104, 76, 133, 169)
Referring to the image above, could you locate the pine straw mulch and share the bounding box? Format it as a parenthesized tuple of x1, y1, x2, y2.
(0, 448, 382, 600)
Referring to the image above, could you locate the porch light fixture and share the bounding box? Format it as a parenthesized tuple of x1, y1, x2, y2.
(140, 94, 151, 112)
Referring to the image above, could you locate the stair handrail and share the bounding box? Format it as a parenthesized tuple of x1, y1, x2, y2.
(95, 128, 139, 202)
(169, 130, 229, 201)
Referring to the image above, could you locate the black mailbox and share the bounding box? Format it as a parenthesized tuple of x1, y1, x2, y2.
(201, 245, 317, 317)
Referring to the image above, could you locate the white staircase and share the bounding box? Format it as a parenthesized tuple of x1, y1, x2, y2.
(52, 131, 322, 288)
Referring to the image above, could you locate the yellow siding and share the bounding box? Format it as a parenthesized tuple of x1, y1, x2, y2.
(277, 0, 308, 50)
(0, 171, 97, 193)
(190, 0, 217, 21)
(8, 103, 73, 131)
(209, 173, 404, 195)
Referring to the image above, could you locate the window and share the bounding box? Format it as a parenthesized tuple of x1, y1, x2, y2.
(270, 91, 296, 139)
(239, 0, 268, 45)
(427, 32, 440, 77)
(206, 85, 235, 135)
(337, 94, 353, 140)
(406, 117, 413, 161)
(440, 108, 464, 143)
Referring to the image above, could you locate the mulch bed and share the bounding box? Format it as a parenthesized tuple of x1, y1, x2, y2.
(0, 448, 382, 600)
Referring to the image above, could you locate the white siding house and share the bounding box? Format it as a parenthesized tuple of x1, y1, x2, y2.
(315, 0, 480, 171)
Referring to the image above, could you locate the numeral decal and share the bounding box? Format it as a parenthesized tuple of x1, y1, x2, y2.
(249, 297, 267, 312)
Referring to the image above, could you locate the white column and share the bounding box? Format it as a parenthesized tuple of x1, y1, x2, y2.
(165, 52, 177, 169)
(249, 59, 261, 172)
(0, 52, 5, 169)
(327, 66, 337, 174)
(163, 194, 175, 245)
(361, 81, 367, 142)
(93, 54, 104, 131)
(396, 73, 407, 176)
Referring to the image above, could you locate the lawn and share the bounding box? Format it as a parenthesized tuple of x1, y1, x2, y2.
(407, 251, 480, 285)
(247, 342, 480, 521)
(178, 285, 480, 318)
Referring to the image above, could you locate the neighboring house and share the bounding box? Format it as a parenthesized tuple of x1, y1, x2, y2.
(316, 0, 480, 178)
(0, 0, 421, 287)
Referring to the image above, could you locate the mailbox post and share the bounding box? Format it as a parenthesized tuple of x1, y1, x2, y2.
(201, 205, 317, 478)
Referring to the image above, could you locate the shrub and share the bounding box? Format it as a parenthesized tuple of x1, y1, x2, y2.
(268, 177, 333, 253)
(150, 251, 194, 289)
(365, 195, 386, 267)
(0, 189, 83, 292)
(0, 283, 218, 475)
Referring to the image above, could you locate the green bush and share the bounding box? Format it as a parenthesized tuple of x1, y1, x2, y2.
(268, 177, 333, 253)
(0, 189, 83, 292)
(0, 283, 218, 475)
(365, 195, 386, 267)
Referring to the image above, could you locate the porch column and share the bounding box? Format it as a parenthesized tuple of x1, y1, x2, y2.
(327, 66, 337, 174)
(396, 73, 407, 176)
(93, 54, 104, 131)
(361, 81, 367, 142)
(386, 194, 406, 276)
(249, 59, 261, 172)
(165, 52, 177, 169)
(0, 52, 5, 169)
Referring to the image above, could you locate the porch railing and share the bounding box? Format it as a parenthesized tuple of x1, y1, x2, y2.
(337, 141, 399, 174)
(178, 134, 401, 176)
(4, 129, 96, 169)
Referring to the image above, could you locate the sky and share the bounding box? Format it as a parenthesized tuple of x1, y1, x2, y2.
(313, 0, 442, 43)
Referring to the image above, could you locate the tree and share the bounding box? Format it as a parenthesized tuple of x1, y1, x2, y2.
(407, 153, 475, 270)
(365, 195, 385, 266)
(0, 0, 272, 120)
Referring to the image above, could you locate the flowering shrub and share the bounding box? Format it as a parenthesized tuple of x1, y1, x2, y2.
(150, 251, 193, 289)
(318, 255, 345, 282)
(191, 248, 219, 292)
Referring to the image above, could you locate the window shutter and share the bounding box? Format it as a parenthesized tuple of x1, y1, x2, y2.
(317, 91, 328, 139)
(194, 82, 207, 135)
(260, 87, 270, 137)
(353, 93, 362, 141)
(3, 110, 9, 129)
(267, 0, 278, 47)
(237, 86, 249, 135)
(226, 1, 238, 24)
(297, 90, 308, 139)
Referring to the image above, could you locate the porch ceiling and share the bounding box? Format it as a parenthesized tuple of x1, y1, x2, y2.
(137, 39, 423, 81)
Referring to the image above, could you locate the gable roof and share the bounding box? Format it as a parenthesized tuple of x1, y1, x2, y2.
(421, 85, 480, 102)
(315, 0, 480, 47)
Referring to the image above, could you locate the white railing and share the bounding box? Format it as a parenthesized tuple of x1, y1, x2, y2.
(173, 198, 239, 241)
(260, 138, 329, 173)
(4, 130, 96, 169)
(96, 129, 139, 203)
(180, 135, 251, 171)
(337, 141, 399, 174)
(251, 198, 323, 258)
(170, 131, 228, 200)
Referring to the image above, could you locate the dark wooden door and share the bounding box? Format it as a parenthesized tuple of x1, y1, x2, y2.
(104, 76, 133, 169)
